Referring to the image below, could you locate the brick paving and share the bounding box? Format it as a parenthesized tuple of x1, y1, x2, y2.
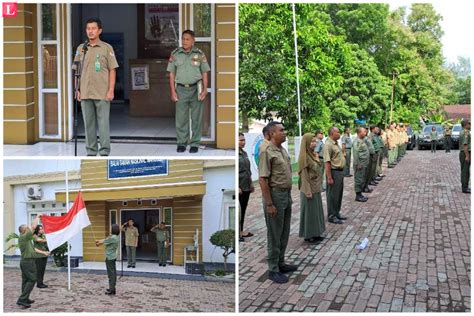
(4, 268, 235, 312)
(239, 149, 470, 312)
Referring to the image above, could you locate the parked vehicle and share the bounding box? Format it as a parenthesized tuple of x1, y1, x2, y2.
(406, 126, 417, 150)
(450, 124, 462, 149)
(417, 124, 444, 150)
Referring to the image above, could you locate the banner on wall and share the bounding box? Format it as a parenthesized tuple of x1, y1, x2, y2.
(243, 133, 288, 182)
(108, 159, 168, 179)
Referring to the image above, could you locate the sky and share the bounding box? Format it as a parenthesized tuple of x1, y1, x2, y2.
(389, 0, 473, 64)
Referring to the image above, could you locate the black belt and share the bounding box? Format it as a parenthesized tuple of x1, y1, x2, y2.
(177, 82, 198, 88)
(331, 168, 344, 171)
(270, 187, 291, 192)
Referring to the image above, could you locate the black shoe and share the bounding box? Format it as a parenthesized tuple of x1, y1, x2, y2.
(363, 187, 373, 193)
(336, 214, 347, 220)
(344, 174, 353, 177)
(388, 165, 395, 168)
(87, 154, 96, 156)
(105, 289, 116, 295)
(189, 146, 199, 153)
(375, 176, 383, 181)
(355, 195, 368, 202)
(314, 236, 325, 242)
(127, 265, 131, 268)
(16, 301, 31, 309)
(163, 264, 166, 267)
(268, 271, 289, 283)
(462, 188, 471, 194)
(369, 181, 378, 186)
(132, 266, 135, 268)
(26, 299, 35, 304)
(37, 283, 48, 288)
(328, 217, 343, 224)
(279, 264, 298, 273)
(177, 145, 186, 153)
(239, 237, 245, 242)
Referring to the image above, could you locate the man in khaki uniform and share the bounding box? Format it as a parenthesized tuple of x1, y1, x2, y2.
(151, 222, 170, 266)
(395, 124, 403, 161)
(167, 30, 211, 153)
(459, 119, 471, 193)
(16, 215, 50, 309)
(121, 219, 139, 268)
(73, 18, 118, 156)
(386, 123, 397, 167)
(324, 126, 346, 224)
(259, 121, 297, 284)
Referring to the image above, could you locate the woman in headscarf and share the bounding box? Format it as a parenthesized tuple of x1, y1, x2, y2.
(33, 225, 49, 288)
(298, 132, 326, 243)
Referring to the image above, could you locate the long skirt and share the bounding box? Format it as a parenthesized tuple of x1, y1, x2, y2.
(299, 192, 326, 239)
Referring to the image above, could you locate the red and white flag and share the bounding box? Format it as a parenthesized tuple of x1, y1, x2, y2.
(42, 192, 91, 251)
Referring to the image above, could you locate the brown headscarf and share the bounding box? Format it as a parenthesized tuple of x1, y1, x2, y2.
(298, 133, 319, 174)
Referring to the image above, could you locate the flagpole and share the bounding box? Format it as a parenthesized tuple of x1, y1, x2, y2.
(292, 3, 302, 138)
(65, 167, 71, 291)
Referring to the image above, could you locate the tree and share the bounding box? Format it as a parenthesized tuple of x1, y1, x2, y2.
(210, 229, 235, 272)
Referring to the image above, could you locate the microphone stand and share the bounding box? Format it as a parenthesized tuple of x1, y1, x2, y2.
(73, 41, 88, 156)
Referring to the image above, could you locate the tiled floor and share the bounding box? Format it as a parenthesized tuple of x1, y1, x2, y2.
(77, 104, 178, 138)
(77, 261, 187, 275)
(239, 149, 470, 312)
(4, 142, 235, 157)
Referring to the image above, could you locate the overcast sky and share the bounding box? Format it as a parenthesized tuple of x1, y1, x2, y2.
(389, 0, 473, 64)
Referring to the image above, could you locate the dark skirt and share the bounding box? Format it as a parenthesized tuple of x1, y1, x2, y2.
(299, 192, 326, 238)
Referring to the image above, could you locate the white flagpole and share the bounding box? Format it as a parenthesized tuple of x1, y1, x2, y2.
(65, 166, 71, 291)
(292, 3, 302, 137)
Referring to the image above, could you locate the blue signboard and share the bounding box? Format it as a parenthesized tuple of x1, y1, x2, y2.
(108, 160, 168, 179)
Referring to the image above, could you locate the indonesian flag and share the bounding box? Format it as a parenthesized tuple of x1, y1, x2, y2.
(42, 192, 91, 251)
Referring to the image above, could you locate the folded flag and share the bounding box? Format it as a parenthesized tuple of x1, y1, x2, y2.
(42, 192, 91, 251)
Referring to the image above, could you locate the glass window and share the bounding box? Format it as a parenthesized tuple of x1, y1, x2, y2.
(164, 207, 172, 226)
(228, 206, 235, 230)
(43, 93, 59, 136)
(110, 210, 117, 225)
(42, 44, 58, 89)
(193, 4, 211, 37)
(41, 4, 56, 40)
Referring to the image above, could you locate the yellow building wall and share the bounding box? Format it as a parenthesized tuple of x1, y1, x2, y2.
(3, 4, 37, 144)
(215, 4, 236, 149)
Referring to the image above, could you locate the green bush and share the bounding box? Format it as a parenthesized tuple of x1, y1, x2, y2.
(210, 229, 235, 272)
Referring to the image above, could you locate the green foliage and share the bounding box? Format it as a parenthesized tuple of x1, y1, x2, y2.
(51, 242, 68, 267)
(4, 233, 20, 252)
(240, 3, 460, 132)
(210, 229, 235, 272)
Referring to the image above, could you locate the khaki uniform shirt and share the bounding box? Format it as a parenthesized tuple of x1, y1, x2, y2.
(364, 136, 375, 155)
(19, 230, 38, 259)
(259, 142, 292, 189)
(299, 159, 323, 196)
(386, 130, 396, 149)
(323, 138, 345, 169)
(33, 234, 48, 258)
(352, 138, 370, 167)
(258, 139, 270, 163)
(166, 46, 211, 85)
(72, 40, 119, 100)
(151, 227, 169, 242)
(123, 226, 139, 247)
(104, 235, 119, 260)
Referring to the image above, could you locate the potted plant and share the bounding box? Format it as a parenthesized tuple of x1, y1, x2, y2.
(210, 229, 235, 273)
(51, 242, 68, 267)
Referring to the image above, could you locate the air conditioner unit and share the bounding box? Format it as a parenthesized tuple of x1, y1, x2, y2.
(27, 184, 43, 200)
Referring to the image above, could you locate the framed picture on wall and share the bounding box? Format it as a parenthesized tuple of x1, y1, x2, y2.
(138, 4, 179, 59)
